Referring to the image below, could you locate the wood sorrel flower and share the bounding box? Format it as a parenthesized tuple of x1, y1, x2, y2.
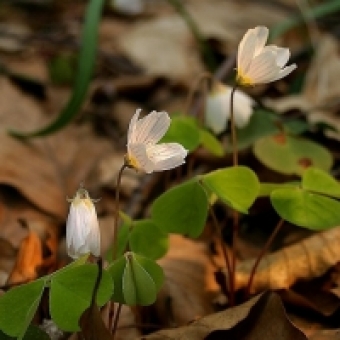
(205, 82, 255, 134)
(236, 26, 297, 86)
(66, 187, 100, 259)
(126, 109, 187, 173)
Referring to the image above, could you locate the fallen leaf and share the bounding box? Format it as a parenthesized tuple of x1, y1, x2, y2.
(234, 226, 340, 294)
(0, 77, 113, 218)
(6, 227, 43, 284)
(119, 0, 287, 82)
(142, 292, 307, 340)
(155, 235, 218, 326)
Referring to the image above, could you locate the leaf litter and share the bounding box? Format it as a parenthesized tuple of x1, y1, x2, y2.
(1, 0, 340, 339)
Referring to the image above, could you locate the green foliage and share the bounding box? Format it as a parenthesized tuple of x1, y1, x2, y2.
(254, 134, 332, 175)
(271, 188, 340, 230)
(151, 179, 208, 237)
(202, 166, 260, 213)
(161, 115, 201, 151)
(199, 128, 224, 157)
(10, 0, 105, 138)
(49, 263, 113, 331)
(49, 53, 76, 85)
(271, 167, 340, 230)
(0, 279, 46, 338)
(302, 167, 340, 198)
(259, 182, 299, 197)
(129, 220, 169, 260)
(108, 253, 164, 306)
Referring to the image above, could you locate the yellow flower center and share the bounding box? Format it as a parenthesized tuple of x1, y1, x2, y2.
(236, 70, 254, 87)
(125, 154, 140, 171)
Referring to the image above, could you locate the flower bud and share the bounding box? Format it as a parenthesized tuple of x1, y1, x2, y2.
(66, 187, 100, 259)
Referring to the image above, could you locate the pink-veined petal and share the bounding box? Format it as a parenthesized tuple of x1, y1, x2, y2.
(237, 29, 257, 75)
(133, 111, 170, 144)
(270, 64, 297, 82)
(127, 108, 142, 144)
(253, 26, 269, 56)
(246, 51, 280, 84)
(263, 46, 290, 67)
(128, 143, 155, 173)
(146, 143, 187, 171)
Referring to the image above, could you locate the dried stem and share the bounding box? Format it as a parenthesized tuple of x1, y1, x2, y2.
(209, 205, 231, 300)
(245, 219, 285, 297)
(112, 303, 123, 339)
(113, 164, 127, 261)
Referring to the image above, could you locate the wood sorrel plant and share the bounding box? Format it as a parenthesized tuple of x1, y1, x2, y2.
(2, 25, 340, 340)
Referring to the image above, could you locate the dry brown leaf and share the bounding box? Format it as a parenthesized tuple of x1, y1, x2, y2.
(264, 34, 340, 139)
(309, 330, 340, 340)
(6, 227, 43, 284)
(234, 226, 340, 294)
(0, 76, 113, 218)
(115, 305, 141, 340)
(142, 292, 307, 340)
(118, 0, 287, 82)
(155, 235, 218, 327)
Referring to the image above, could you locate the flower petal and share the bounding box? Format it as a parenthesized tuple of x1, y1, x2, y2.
(237, 29, 257, 75)
(133, 111, 170, 144)
(253, 26, 269, 56)
(128, 108, 142, 144)
(246, 50, 280, 84)
(205, 91, 230, 134)
(263, 46, 290, 67)
(128, 143, 155, 173)
(271, 64, 297, 82)
(146, 143, 187, 171)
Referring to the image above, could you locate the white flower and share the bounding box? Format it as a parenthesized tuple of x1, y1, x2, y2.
(66, 187, 100, 259)
(111, 0, 143, 15)
(205, 83, 255, 134)
(126, 109, 188, 174)
(237, 26, 297, 86)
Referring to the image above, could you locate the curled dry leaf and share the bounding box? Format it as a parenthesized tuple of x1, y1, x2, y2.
(234, 226, 340, 294)
(142, 292, 306, 340)
(155, 235, 218, 326)
(6, 228, 43, 285)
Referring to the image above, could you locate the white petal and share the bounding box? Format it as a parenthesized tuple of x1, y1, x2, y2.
(247, 51, 280, 84)
(233, 91, 255, 128)
(146, 143, 187, 171)
(263, 46, 290, 67)
(66, 200, 100, 259)
(133, 111, 170, 144)
(128, 108, 142, 144)
(270, 64, 297, 82)
(253, 26, 269, 56)
(205, 92, 230, 134)
(128, 143, 155, 173)
(237, 29, 257, 75)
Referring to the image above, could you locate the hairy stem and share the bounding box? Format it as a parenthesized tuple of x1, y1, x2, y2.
(112, 303, 123, 339)
(209, 205, 232, 300)
(246, 219, 284, 297)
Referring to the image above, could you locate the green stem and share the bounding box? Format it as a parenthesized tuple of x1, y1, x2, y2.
(166, 0, 216, 71)
(245, 219, 284, 297)
(113, 164, 127, 261)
